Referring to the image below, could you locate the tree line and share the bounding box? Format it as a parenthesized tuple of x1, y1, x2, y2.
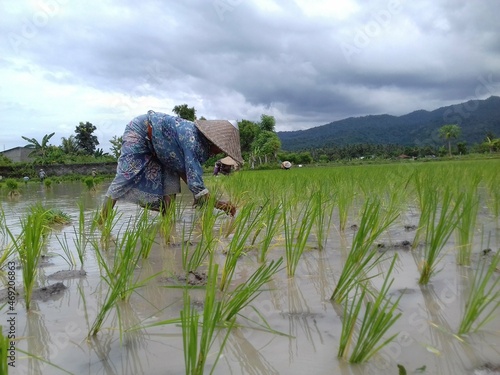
(3, 110, 499, 168)
(13, 122, 120, 165)
(288, 126, 500, 163)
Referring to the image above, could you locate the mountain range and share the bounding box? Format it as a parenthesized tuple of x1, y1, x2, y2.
(277, 96, 500, 151)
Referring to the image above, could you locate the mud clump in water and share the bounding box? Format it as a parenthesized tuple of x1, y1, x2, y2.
(0, 282, 65, 303)
(377, 240, 412, 252)
(47, 269, 87, 280)
(404, 225, 417, 231)
(160, 271, 208, 286)
(473, 363, 500, 375)
(31, 282, 67, 301)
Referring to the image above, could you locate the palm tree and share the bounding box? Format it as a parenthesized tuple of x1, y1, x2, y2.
(172, 104, 196, 121)
(438, 124, 461, 157)
(483, 132, 500, 153)
(109, 135, 123, 159)
(22, 132, 55, 159)
(60, 135, 78, 154)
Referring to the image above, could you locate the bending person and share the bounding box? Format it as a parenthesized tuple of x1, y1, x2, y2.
(100, 110, 243, 219)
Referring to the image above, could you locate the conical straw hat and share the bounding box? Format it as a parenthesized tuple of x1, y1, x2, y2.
(194, 120, 243, 165)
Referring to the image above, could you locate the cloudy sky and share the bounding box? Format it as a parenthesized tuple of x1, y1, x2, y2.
(1, 0, 499, 152)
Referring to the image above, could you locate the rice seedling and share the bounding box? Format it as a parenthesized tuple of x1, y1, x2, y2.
(181, 256, 234, 375)
(251, 198, 281, 263)
(485, 171, 500, 222)
(53, 201, 88, 267)
(455, 189, 480, 266)
(135, 207, 159, 259)
(220, 257, 283, 321)
(55, 232, 77, 268)
(335, 174, 356, 232)
(331, 199, 398, 303)
(159, 199, 177, 244)
(182, 290, 207, 374)
(181, 226, 213, 276)
(0, 245, 14, 270)
(83, 176, 96, 191)
(44, 208, 71, 225)
(6, 205, 48, 310)
(337, 284, 364, 359)
(220, 202, 264, 291)
(97, 223, 142, 298)
(415, 188, 463, 285)
(0, 206, 6, 241)
(253, 200, 282, 263)
(457, 249, 500, 335)
(282, 196, 316, 277)
(0, 207, 15, 265)
(311, 186, 335, 251)
(4, 178, 20, 197)
(341, 255, 402, 363)
(92, 202, 120, 249)
(182, 196, 220, 274)
(380, 174, 411, 220)
(181, 223, 196, 273)
(411, 170, 433, 248)
(73, 201, 88, 266)
(43, 178, 52, 188)
(249, 198, 270, 245)
(89, 218, 153, 336)
(0, 325, 9, 374)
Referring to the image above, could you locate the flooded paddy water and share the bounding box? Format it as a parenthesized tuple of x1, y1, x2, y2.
(1, 161, 500, 375)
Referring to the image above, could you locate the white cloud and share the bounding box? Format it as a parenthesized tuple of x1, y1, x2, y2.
(294, 0, 360, 19)
(0, 0, 499, 151)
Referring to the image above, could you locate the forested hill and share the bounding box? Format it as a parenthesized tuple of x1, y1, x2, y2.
(277, 96, 500, 151)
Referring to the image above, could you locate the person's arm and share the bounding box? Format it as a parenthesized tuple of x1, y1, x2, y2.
(179, 122, 237, 216)
(193, 191, 236, 216)
(181, 161, 236, 216)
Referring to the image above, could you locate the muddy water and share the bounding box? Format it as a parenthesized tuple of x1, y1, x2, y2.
(1, 182, 500, 375)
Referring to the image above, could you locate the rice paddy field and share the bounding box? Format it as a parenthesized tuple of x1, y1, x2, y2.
(1, 158, 500, 375)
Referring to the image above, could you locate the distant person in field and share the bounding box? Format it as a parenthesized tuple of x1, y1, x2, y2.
(39, 169, 46, 182)
(281, 161, 292, 170)
(100, 110, 243, 219)
(213, 161, 222, 176)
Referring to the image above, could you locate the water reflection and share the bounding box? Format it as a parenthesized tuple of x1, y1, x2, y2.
(223, 329, 279, 375)
(24, 301, 51, 374)
(284, 278, 324, 362)
(300, 250, 334, 302)
(420, 282, 470, 374)
(1, 180, 499, 374)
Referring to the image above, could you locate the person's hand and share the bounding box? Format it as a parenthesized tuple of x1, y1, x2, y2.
(216, 201, 236, 216)
(193, 195, 236, 216)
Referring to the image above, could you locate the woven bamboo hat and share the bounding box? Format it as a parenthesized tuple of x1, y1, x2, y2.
(194, 120, 243, 165)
